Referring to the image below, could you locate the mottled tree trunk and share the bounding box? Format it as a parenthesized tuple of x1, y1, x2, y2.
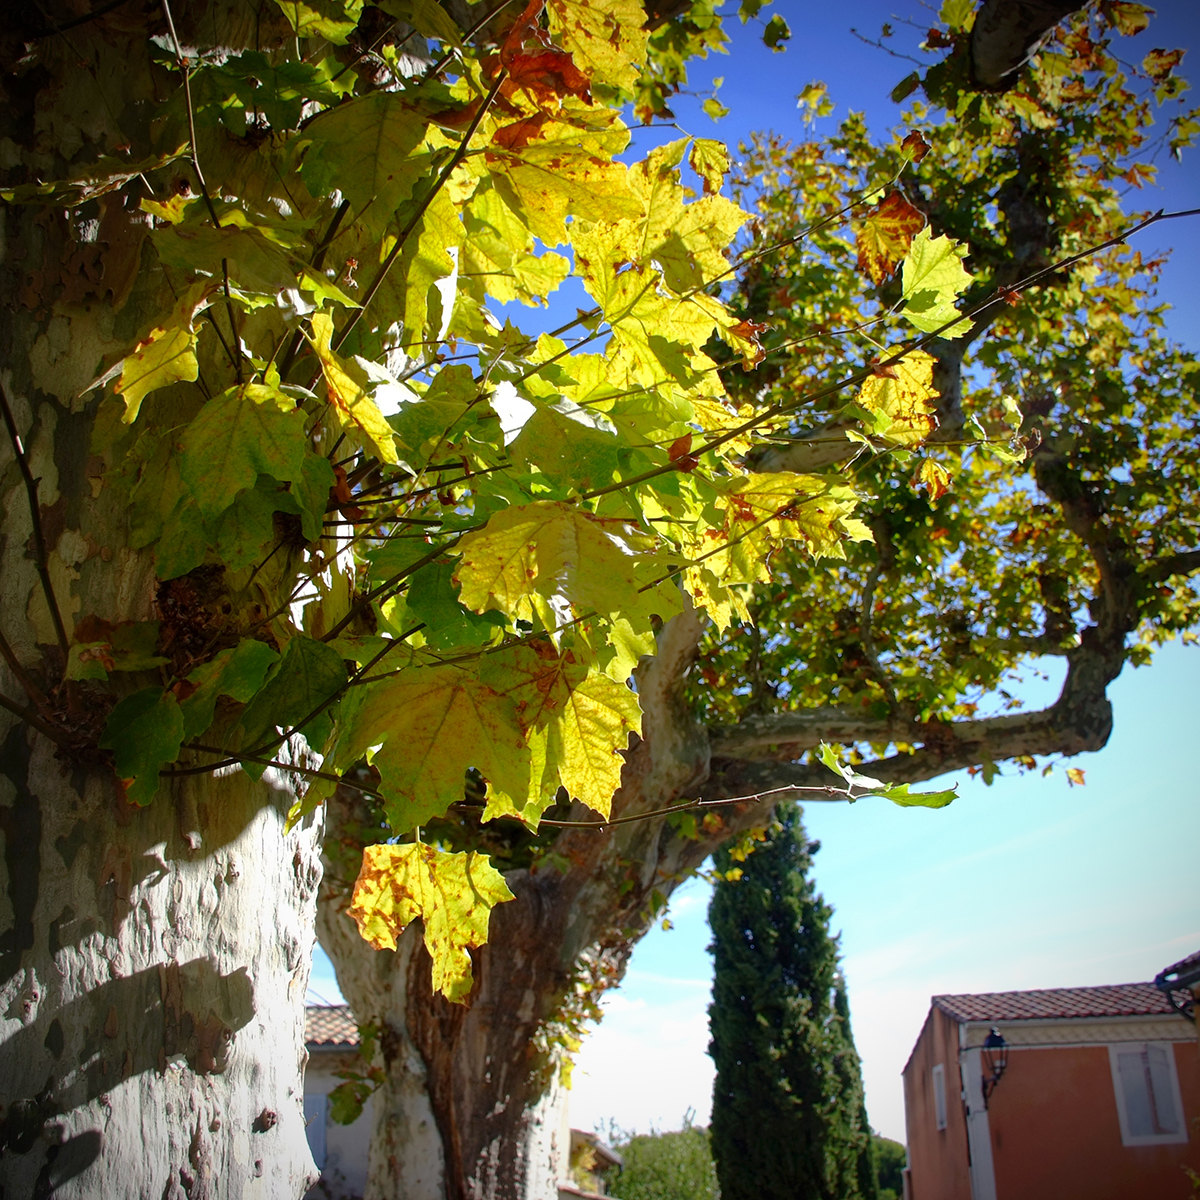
(0, 11, 322, 1190)
(0, 718, 324, 1197)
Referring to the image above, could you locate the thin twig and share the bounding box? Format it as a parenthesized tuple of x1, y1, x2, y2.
(277, 199, 352, 380)
(159, 0, 244, 378)
(0, 382, 70, 656)
(579, 205, 1200, 504)
(0, 626, 52, 717)
(0, 691, 73, 749)
(166, 625, 424, 777)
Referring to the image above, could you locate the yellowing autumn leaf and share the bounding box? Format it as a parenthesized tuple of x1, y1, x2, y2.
(178, 383, 310, 520)
(553, 669, 640, 817)
(454, 501, 640, 622)
(114, 285, 212, 422)
(689, 138, 730, 195)
(857, 351, 940, 446)
(900, 227, 973, 337)
(855, 191, 925, 285)
(913, 458, 952, 502)
(476, 641, 641, 822)
(1066, 766, 1086, 786)
(307, 311, 400, 464)
(348, 843, 514, 1002)
(546, 0, 649, 95)
(351, 665, 531, 833)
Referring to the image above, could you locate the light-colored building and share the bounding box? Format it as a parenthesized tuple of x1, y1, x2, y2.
(302, 1005, 621, 1199)
(304, 1006, 373, 1200)
(902, 966, 1199, 1200)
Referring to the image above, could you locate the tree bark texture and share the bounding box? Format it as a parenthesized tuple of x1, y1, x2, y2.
(1, 10, 322, 1194)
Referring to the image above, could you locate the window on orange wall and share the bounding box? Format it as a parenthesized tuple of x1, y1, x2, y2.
(1108, 1043, 1188, 1147)
(933, 1063, 947, 1131)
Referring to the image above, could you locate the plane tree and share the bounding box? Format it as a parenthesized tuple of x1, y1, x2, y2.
(0, 1, 1196, 1198)
(314, 3, 1200, 1198)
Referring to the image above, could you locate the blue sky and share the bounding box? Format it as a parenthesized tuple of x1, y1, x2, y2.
(311, 0, 1200, 1146)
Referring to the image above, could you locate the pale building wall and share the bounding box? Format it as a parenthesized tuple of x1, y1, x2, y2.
(304, 1048, 374, 1200)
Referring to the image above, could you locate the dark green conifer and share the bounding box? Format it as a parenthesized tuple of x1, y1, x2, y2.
(707, 803, 878, 1200)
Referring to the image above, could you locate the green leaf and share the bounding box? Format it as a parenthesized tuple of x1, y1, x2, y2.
(348, 843, 515, 1002)
(817, 742, 956, 808)
(273, 0, 365, 44)
(99, 688, 185, 806)
(298, 92, 429, 235)
(762, 14, 791, 51)
(328, 1077, 374, 1126)
(404, 559, 506, 651)
(179, 384, 312, 521)
(233, 636, 349, 767)
(891, 72, 921, 103)
(509, 405, 621, 493)
(878, 781, 957, 809)
(376, 0, 461, 45)
(180, 640, 280, 741)
(900, 226, 973, 337)
(939, 0, 974, 31)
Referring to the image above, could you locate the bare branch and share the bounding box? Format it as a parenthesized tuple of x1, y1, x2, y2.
(0, 383, 70, 656)
(0, 691, 73, 749)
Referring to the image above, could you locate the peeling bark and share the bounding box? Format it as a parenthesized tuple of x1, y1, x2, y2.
(1, 11, 321, 1191)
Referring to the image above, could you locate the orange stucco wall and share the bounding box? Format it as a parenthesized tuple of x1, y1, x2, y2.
(988, 1040, 1199, 1200)
(903, 1014, 1200, 1200)
(903, 1008, 971, 1200)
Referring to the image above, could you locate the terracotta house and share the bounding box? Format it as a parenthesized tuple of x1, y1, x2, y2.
(902, 965, 1199, 1200)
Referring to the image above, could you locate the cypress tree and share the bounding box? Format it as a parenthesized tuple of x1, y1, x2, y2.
(707, 803, 878, 1200)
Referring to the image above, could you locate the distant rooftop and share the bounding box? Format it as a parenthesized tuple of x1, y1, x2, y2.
(933, 982, 1177, 1024)
(306, 1004, 359, 1048)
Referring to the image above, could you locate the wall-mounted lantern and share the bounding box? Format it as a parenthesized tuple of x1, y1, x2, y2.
(981, 1027, 1008, 1106)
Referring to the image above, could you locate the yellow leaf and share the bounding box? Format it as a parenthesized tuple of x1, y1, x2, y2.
(307, 311, 400, 464)
(689, 138, 730, 195)
(486, 110, 639, 248)
(454, 501, 640, 622)
(857, 352, 940, 446)
(1066, 767, 1085, 787)
(114, 284, 212, 423)
(546, 0, 649, 95)
(139, 193, 199, 225)
(353, 665, 531, 833)
(348, 843, 514, 1002)
(914, 458, 952, 502)
(553, 669, 640, 817)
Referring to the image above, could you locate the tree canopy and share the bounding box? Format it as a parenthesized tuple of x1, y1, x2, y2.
(2, 0, 1199, 1192)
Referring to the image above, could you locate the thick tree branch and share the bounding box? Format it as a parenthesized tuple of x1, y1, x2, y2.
(1145, 549, 1200, 583)
(969, 0, 1087, 89)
